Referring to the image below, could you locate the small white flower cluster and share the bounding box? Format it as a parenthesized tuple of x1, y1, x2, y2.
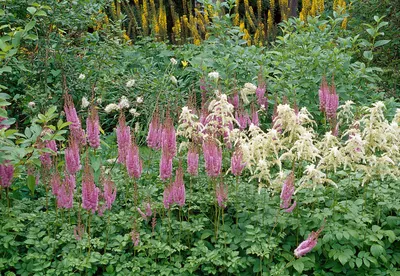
(129, 108, 140, 117)
(81, 97, 90, 108)
(240, 83, 257, 105)
(126, 79, 135, 88)
(208, 71, 219, 80)
(170, 76, 178, 85)
(118, 96, 130, 109)
(28, 102, 35, 108)
(136, 97, 143, 104)
(104, 103, 120, 113)
(170, 58, 177, 65)
(78, 74, 85, 80)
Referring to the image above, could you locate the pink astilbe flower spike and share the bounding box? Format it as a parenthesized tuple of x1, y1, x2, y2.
(163, 183, 174, 209)
(256, 75, 268, 108)
(74, 223, 85, 240)
(231, 146, 246, 176)
(229, 92, 240, 109)
(116, 113, 131, 164)
(137, 202, 153, 220)
(131, 229, 140, 247)
(161, 111, 177, 157)
(235, 108, 250, 130)
(187, 144, 199, 176)
(294, 226, 324, 258)
(81, 163, 100, 214)
(216, 182, 228, 208)
(126, 136, 142, 179)
(160, 150, 173, 180)
(86, 105, 100, 149)
(172, 165, 186, 207)
(326, 78, 339, 120)
(57, 173, 75, 209)
(65, 136, 81, 175)
(280, 172, 297, 213)
(64, 93, 86, 145)
(202, 138, 222, 177)
(98, 173, 117, 217)
(318, 76, 329, 113)
(50, 172, 61, 196)
(147, 109, 162, 150)
(0, 161, 14, 188)
(102, 173, 117, 210)
(40, 139, 58, 169)
(251, 104, 259, 126)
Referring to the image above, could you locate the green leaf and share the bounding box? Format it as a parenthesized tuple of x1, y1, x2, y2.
(24, 21, 36, 32)
(374, 40, 390, 47)
(27, 175, 36, 195)
(356, 258, 363, 268)
(363, 51, 373, 61)
(370, 244, 384, 257)
(27, 7, 37, 15)
(0, 66, 12, 75)
(34, 10, 47, 17)
(293, 260, 304, 273)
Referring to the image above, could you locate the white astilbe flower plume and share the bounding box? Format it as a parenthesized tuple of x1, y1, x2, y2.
(240, 83, 257, 105)
(205, 93, 236, 139)
(337, 100, 355, 127)
(296, 164, 337, 193)
(177, 106, 204, 151)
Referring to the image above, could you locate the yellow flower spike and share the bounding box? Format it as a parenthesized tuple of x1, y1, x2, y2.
(181, 60, 188, 67)
(267, 10, 274, 31)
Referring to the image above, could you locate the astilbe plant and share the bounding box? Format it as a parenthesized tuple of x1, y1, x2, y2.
(126, 136, 142, 179)
(159, 111, 176, 180)
(202, 138, 222, 178)
(97, 172, 117, 216)
(65, 136, 81, 175)
(82, 163, 100, 214)
(255, 73, 268, 108)
(187, 144, 199, 176)
(177, 106, 204, 151)
(230, 146, 246, 176)
(137, 201, 152, 220)
(39, 132, 57, 169)
(0, 161, 14, 188)
(216, 182, 228, 208)
(86, 105, 101, 149)
(57, 173, 75, 209)
(147, 109, 161, 150)
(280, 172, 297, 213)
(50, 172, 61, 196)
(294, 226, 324, 258)
(171, 165, 186, 207)
(64, 93, 86, 145)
